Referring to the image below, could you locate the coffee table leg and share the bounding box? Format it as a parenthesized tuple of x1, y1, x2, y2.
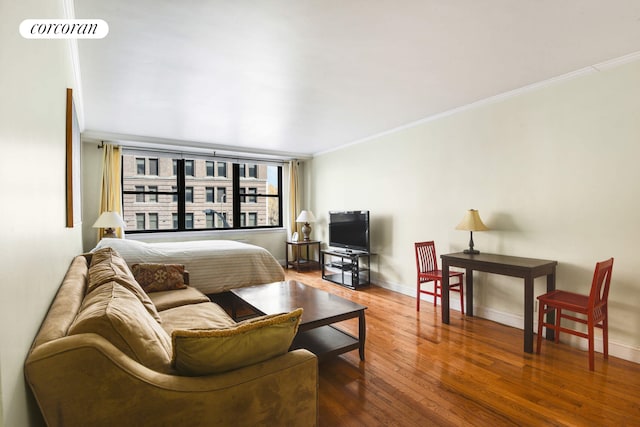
(359, 310, 366, 361)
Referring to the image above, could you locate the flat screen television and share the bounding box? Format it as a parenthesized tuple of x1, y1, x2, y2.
(328, 210, 370, 253)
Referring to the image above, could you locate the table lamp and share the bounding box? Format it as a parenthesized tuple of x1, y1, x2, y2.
(296, 210, 316, 241)
(455, 209, 488, 254)
(93, 211, 126, 238)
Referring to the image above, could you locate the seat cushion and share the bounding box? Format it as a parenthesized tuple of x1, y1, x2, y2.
(68, 281, 172, 372)
(171, 308, 303, 376)
(159, 302, 236, 335)
(149, 287, 211, 312)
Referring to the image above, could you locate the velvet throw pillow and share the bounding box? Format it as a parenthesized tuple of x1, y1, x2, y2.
(131, 263, 187, 293)
(171, 308, 303, 376)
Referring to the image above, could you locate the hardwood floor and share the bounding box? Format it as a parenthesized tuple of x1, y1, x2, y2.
(284, 269, 640, 427)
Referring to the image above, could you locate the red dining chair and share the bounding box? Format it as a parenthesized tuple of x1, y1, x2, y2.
(536, 257, 614, 371)
(415, 241, 464, 314)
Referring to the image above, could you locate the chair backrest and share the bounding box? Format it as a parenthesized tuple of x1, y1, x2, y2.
(589, 257, 614, 311)
(415, 241, 438, 274)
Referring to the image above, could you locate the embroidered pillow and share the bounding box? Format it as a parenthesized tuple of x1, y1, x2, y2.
(171, 308, 303, 375)
(131, 263, 188, 293)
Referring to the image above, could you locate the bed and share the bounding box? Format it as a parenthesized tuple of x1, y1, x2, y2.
(92, 238, 285, 295)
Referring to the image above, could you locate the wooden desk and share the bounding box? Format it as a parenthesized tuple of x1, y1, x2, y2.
(441, 252, 558, 353)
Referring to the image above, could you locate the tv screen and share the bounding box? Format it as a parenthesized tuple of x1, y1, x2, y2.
(329, 210, 370, 253)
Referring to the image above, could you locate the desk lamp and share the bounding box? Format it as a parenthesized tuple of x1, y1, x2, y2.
(93, 211, 126, 238)
(296, 210, 316, 241)
(455, 209, 488, 254)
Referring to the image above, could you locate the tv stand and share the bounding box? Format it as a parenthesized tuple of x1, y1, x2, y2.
(321, 249, 371, 290)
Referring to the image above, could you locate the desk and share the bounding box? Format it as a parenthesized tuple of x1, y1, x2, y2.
(441, 252, 558, 353)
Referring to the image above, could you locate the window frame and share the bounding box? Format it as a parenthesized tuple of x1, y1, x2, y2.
(122, 155, 283, 233)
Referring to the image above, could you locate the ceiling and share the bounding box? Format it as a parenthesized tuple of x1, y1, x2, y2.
(75, 1, 640, 158)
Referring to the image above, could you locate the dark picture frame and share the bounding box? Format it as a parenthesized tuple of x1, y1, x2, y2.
(66, 88, 81, 227)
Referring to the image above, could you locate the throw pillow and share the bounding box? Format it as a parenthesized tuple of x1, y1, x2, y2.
(131, 263, 187, 293)
(171, 308, 303, 375)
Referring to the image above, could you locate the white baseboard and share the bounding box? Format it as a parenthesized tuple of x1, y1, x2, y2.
(374, 278, 640, 365)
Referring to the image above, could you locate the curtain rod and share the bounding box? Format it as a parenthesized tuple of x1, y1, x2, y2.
(120, 145, 290, 165)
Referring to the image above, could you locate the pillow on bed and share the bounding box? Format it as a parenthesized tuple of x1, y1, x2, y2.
(171, 308, 303, 375)
(131, 263, 188, 293)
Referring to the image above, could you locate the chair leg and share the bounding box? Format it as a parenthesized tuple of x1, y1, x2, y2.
(459, 275, 465, 315)
(588, 319, 595, 371)
(555, 309, 562, 343)
(434, 280, 440, 307)
(603, 310, 609, 359)
(416, 280, 421, 312)
(536, 303, 545, 354)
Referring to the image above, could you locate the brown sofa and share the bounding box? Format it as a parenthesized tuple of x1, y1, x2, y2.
(25, 250, 318, 427)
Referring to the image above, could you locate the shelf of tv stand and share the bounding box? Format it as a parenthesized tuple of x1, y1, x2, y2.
(321, 249, 371, 290)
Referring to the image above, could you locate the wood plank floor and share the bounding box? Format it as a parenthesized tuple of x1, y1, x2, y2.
(284, 269, 640, 427)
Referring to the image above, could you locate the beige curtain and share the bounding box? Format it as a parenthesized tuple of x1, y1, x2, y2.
(288, 160, 300, 235)
(98, 143, 124, 239)
(288, 160, 300, 259)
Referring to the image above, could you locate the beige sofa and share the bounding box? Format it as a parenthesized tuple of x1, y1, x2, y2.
(25, 249, 318, 427)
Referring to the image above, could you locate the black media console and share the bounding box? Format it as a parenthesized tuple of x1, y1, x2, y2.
(321, 249, 371, 290)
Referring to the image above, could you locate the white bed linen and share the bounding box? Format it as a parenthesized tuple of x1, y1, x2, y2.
(93, 238, 285, 294)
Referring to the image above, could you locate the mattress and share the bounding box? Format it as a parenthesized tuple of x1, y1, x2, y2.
(93, 238, 285, 294)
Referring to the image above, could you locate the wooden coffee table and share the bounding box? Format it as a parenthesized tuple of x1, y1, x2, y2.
(230, 280, 367, 361)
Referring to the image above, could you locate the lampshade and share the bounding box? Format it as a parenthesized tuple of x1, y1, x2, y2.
(455, 209, 488, 232)
(296, 210, 316, 223)
(93, 211, 126, 229)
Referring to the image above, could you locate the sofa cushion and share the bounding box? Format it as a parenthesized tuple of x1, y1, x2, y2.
(88, 247, 161, 323)
(131, 263, 187, 293)
(159, 302, 236, 335)
(149, 287, 211, 312)
(171, 308, 303, 375)
(68, 281, 172, 372)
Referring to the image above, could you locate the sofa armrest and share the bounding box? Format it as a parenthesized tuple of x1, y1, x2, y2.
(26, 333, 318, 427)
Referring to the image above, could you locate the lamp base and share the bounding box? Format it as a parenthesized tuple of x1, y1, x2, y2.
(463, 249, 480, 255)
(301, 222, 311, 241)
(102, 228, 117, 239)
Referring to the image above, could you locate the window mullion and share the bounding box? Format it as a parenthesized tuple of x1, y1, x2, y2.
(232, 163, 240, 229)
(177, 159, 186, 230)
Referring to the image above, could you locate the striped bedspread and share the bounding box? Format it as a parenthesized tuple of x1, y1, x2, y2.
(92, 238, 285, 294)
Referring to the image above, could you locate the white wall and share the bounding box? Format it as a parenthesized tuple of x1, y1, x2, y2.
(0, 1, 83, 426)
(308, 58, 640, 361)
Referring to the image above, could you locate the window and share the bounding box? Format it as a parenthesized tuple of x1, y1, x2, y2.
(248, 212, 257, 227)
(149, 213, 158, 230)
(149, 158, 158, 176)
(247, 187, 257, 203)
(135, 186, 144, 202)
(217, 161, 227, 177)
(185, 160, 194, 177)
(136, 158, 145, 175)
(217, 187, 226, 203)
(147, 186, 157, 203)
(239, 164, 245, 177)
(122, 155, 282, 233)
